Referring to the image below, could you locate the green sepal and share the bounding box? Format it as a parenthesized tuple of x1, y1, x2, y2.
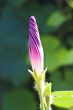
(29, 69, 46, 85)
(37, 70, 45, 84)
(33, 69, 38, 82)
(28, 69, 38, 81)
(44, 83, 51, 97)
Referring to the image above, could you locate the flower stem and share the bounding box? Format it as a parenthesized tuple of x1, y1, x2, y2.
(38, 87, 45, 110)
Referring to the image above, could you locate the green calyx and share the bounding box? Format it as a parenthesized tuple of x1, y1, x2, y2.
(44, 83, 52, 110)
(28, 68, 52, 110)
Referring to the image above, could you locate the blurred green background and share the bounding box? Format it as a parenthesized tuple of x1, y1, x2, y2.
(0, 0, 73, 110)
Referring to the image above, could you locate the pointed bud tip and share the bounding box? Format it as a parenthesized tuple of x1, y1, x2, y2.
(30, 16, 36, 22)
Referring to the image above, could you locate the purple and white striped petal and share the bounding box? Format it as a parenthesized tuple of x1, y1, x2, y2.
(29, 16, 44, 74)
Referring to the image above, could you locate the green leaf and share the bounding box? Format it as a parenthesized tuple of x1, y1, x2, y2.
(41, 35, 73, 72)
(52, 91, 73, 108)
(50, 71, 73, 90)
(46, 11, 68, 29)
(66, 0, 73, 8)
(3, 89, 37, 110)
(65, 68, 73, 84)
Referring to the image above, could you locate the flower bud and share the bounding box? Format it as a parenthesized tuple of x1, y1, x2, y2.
(29, 16, 44, 74)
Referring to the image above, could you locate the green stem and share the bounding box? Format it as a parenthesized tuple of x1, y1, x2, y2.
(37, 84, 45, 110)
(39, 91, 45, 110)
(46, 83, 52, 110)
(37, 82, 45, 110)
(46, 96, 51, 110)
(33, 70, 51, 110)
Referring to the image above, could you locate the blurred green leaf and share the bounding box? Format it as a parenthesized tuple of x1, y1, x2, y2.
(41, 35, 73, 71)
(66, 0, 73, 8)
(41, 35, 61, 50)
(3, 89, 37, 110)
(52, 91, 73, 108)
(6, 0, 27, 7)
(65, 68, 73, 83)
(46, 11, 69, 30)
(50, 71, 73, 90)
(67, 37, 73, 48)
(57, 48, 73, 67)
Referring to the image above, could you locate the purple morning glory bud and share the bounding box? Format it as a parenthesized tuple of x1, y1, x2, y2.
(29, 16, 44, 74)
